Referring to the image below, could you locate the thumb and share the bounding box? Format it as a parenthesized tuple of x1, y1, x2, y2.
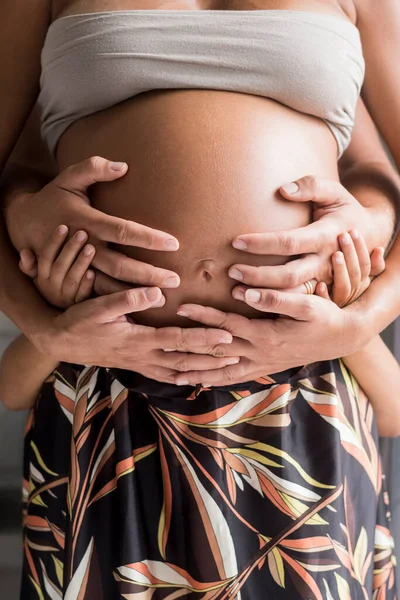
(19, 249, 38, 279)
(370, 247, 386, 277)
(56, 156, 128, 195)
(88, 287, 165, 323)
(279, 176, 347, 207)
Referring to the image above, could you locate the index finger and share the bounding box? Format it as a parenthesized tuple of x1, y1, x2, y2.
(154, 326, 233, 351)
(38, 225, 69, 279)
(244, 289, 323, 321)
(176, 304, 253, 339)
(233, 221, 339, 256)
(90, 207, 179, 251)
(87, 287, 165, 322)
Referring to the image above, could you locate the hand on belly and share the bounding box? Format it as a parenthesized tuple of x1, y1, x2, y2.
(57, 90, 338, 327)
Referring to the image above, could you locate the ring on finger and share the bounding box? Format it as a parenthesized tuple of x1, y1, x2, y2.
(303, 280, 315, 295)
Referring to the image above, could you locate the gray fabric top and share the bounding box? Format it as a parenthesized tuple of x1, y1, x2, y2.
(39, 10, 365, 157)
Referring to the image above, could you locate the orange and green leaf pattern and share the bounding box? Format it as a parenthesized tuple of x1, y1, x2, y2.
(21, 361, 396, 599)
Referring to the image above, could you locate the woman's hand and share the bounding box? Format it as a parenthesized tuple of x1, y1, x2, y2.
(228, 176, 385, 294)
(33, 287, 238, 381)
(7, 156, 181, 295)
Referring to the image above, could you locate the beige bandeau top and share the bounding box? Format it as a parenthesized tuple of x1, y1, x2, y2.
(38, 10, 365, 157)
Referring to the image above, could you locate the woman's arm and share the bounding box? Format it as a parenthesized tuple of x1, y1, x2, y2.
(0, 335, 58, 411)
(343, 336, 400, 438)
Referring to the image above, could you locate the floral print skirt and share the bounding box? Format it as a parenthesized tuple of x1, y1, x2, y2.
(21, 360, 397, 599)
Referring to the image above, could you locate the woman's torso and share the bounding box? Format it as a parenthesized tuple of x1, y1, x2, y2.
(48, 0, 358, 326)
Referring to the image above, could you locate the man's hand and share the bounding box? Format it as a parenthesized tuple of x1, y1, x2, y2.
(34, 288, 239, 382)
(228, 176, 384, 294)
(6, 156, 182, 295)
(172, 295, 364, 387)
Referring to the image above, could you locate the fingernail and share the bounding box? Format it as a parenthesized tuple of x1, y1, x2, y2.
(202, 383, 212, 388)
(163, 349, 174, 352)
(281, 182, 299, 194)
(110, 161, 127, 171)
(145, 287, 161, 302)
(350, 229, 359, 240)
(226, 358, 240, 365)
(177, 310, 189, 317)
(164, 276, 180, 288)
(83, 245, 94, 256)
(232, 239, 247, 250)
(319, 282, 327, 293)
(86, 270, 94, 280)
(164, 238, 179, 251)
(176, 380, 190, 386)
(334, 253, 344, 264)
(57, 225, 68, 235)
(153, 297, 166, 308)
(76, 231, 87, 242)
(217, 335, 233, 344)
(340, 233, 351, 245)
(246, 290, 261, 303)
(232, 288, 245, 301)
(229, 268, 244, 281)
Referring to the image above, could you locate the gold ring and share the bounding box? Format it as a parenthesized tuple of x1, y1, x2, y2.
(303, 280, 314, 295)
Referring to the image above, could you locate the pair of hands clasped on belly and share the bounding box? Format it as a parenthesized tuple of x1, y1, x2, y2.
(12, 156, 384, 386)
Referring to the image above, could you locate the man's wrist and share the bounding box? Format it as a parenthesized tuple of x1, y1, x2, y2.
(363, 197, 396, 250)
(4, 190, 38, 251)
(341, 166, 400, 251)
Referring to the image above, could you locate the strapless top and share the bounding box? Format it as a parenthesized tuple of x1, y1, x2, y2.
(38, 10, 365, 157)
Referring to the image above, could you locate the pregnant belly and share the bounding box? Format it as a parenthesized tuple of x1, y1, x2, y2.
(57, 90, 339, 326)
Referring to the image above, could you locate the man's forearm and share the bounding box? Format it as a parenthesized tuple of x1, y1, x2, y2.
(340, 161, 400, 340)
(341, 162, 399, 251)
(0, 216, 56, 339)
(352, 230, 400, 337)
(0, 165, 56, 339)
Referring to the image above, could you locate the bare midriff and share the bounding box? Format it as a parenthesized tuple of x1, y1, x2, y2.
(57, 90, 339, 326)
(53, 0, 345, 326)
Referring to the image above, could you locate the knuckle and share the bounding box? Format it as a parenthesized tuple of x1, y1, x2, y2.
(63, 274, 77, 290)
(175, 334, 190, 353)
(115, 220, 130, 245)
(114, 257, 126, 280)
(360, 259, 371, 272)
(303, 175, 319, 196)
(302, 297, 315, 318)
(144, 269, 160, 287)
(223, 368, 236, 383)
(277, 232, 298, 255)
(216, 315, 232, 332)
(210, 345, 227, 358)
(125, 290, 139, 310)
(267, 290, 283, 310)
(283, 265, 301, 289)
(349, 268, 361, 280)
(174, 359, 190, 372)
(88, 156, 102, 171)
